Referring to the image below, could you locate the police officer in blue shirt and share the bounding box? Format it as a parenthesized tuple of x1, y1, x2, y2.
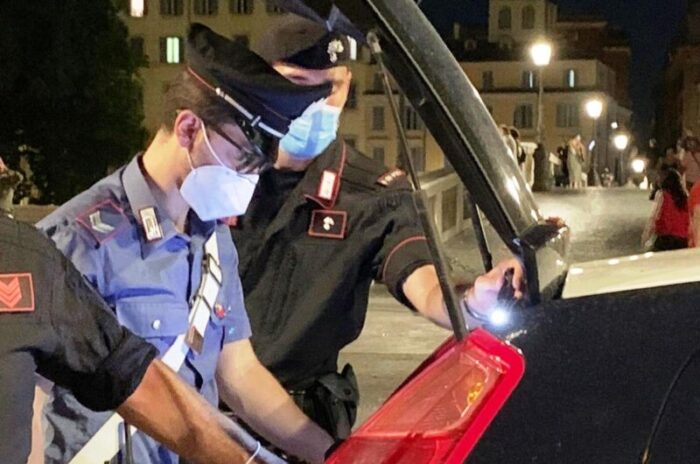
(37, 24, 334, 464)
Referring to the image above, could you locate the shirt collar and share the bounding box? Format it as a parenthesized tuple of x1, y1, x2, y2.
(298, 141, 348, 209)
(122, 155, 216, 258)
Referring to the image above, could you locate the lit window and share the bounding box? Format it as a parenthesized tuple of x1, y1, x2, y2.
(347, 37, 358, 61)
(565, 69, 577, 88)
(522, 70, 537, 89)
(130, 0, 145, 17)
(160, 37, 182, 64)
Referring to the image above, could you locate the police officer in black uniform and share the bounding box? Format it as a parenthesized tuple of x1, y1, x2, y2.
(232, 16, 524, 440)
(0, 212, 273, 463)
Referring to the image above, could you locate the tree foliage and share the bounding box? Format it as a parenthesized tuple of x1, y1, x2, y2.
(0, 0, 147, 204)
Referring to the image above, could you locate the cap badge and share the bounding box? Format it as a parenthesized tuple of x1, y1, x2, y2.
(327, 39, 344, 64)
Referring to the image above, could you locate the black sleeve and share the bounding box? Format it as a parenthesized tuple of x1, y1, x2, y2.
(36, 252, 157, 412)
(372, 191, 433, 310)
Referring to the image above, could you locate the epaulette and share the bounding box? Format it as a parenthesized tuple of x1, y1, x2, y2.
(341, 147, 412, 192)
(75, 199, 130, 245)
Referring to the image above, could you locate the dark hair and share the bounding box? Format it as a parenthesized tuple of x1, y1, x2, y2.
(661, 169, 688, 210)
(161, 71, 236, 132)
(510, 127, 520, 140)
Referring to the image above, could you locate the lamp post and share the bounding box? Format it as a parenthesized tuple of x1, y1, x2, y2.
(585, 97, 604, 186)
(529, 40, 552, 191)
(613, 132, 630, 186)
(530, 41, 552, 144)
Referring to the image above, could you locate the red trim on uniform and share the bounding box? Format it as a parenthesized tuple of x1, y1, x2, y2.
(381, 235, 428, 282)
(0, 273, 35, 313)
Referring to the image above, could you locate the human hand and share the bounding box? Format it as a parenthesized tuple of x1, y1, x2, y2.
(545, 216, 567, 229)
(464, 258, 524, 318)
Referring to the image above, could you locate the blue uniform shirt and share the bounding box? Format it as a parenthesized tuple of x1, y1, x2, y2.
(38, 156, 252, 463)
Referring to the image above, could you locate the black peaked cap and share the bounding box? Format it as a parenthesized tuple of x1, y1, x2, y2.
(255, 15, 352, 70)
(186, 23, 332, 138)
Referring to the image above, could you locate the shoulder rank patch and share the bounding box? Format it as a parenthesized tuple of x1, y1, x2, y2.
(76, 199, 129, 244)
(0, 273, 35, 313)
(377, 168, 406, 187)
(308, 210, 347, 240)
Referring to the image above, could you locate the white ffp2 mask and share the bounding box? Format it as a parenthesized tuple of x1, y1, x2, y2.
(180, 122, 259, 221)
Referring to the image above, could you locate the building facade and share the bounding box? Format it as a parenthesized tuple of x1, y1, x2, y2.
(658, 0, 700, 146)
(450, 0, 632, 175)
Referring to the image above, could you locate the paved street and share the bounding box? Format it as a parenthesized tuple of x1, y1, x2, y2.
(339, 187, 653, 427)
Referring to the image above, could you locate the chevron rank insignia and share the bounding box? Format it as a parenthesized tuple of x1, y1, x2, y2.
(0, 273, 35, 313)
(76, 200, 129, 244)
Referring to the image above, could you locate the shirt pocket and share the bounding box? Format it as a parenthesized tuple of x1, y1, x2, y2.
(115, 298, 189, 340)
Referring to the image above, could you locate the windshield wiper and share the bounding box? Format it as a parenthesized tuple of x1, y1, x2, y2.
(368, 31, 468, 340)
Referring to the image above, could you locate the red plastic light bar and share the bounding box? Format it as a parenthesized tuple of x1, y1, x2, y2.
(326, 328, 525, 464)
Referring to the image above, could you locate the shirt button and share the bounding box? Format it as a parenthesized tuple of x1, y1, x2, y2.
(152, 319, 161, 330)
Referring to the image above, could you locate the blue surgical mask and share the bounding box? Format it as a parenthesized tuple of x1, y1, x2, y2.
(280, 99, 341, 160)
(180, 121, 259, 221)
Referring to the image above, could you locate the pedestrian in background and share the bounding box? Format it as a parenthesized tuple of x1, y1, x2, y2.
(510, 127, 526, 169)
(567, 135, 586, 189)
(500, 124, 518, 163)
(681, 135, 700, 190)
(650, 145, 683, 200)
(0, 157, 23, 216)
(642, 169, 689, 251)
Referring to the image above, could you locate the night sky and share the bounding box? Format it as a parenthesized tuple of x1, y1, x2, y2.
(420, 0, 687, 138)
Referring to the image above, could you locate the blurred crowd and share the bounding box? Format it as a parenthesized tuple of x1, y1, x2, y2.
(642, 134, 700, 252)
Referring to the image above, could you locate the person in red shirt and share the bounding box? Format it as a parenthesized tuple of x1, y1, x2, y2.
(642, 169, 689, 251)
(689, 177, 700, 248)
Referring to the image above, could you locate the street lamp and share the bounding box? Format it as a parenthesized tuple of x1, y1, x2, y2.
(529, 40, 552, 144)
(613, 133, 630, 151)
(613, 132, 630, 185)
(585, 97, 604, 186)
(529, 40, 552, 192)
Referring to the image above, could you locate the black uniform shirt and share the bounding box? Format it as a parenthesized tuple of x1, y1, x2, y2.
(232, 141, 432, 387)
(0, 215, 157, 464)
